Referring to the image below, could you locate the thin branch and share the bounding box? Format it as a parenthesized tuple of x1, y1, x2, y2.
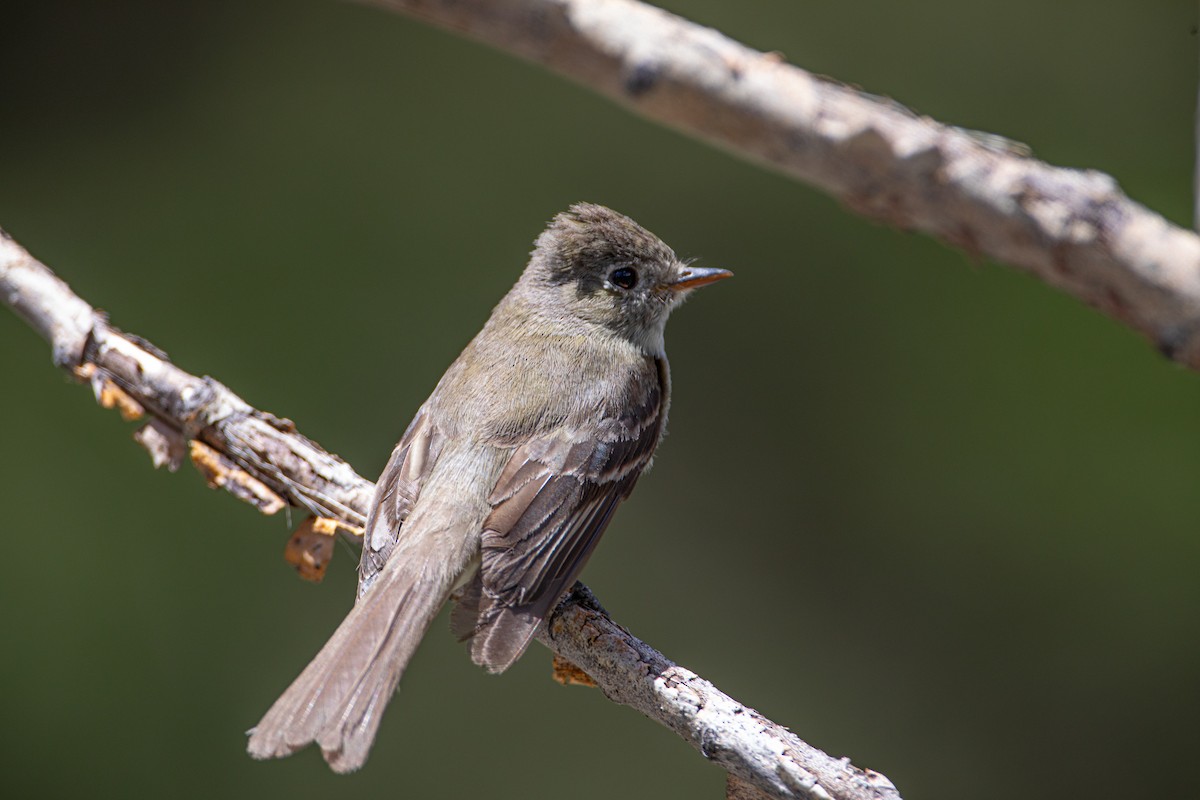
(0, 237, 375, 526)
(0, 229, 901, 800)
(547, 586, 899, 800)
(358, 0, 1200, 368)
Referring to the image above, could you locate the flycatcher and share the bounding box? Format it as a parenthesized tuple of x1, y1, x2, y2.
(247, 203, 731, 772)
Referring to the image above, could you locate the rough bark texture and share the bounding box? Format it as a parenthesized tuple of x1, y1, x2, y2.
(0, 231, 376, 527)
(1, 229, 900, 800)
(358, 0, 1200, 369)
(544, 586, 899, 800)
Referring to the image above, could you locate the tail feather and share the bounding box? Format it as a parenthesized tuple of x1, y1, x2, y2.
(470, 605, 540, 674)
(449, 573, 483, 642)
(247, 564, 450, 773)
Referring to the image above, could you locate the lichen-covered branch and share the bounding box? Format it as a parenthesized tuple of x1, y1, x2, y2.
(0, 229, 900, 800)
(357, 0, 1200, 369)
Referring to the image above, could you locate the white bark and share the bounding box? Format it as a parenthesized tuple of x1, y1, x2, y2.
(358, 0, 1200, 368)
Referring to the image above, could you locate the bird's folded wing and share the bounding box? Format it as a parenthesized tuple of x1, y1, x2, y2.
(358, 405, 444, 598)
(469, 363, 666, 672)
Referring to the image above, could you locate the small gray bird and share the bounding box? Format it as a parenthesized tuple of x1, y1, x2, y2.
(247, 203, 731, 772)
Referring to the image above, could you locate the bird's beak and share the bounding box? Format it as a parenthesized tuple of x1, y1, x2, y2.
(670, 266, 733, 291)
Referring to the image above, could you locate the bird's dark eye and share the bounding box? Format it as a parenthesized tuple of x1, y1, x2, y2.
(609, 267, 638, 290)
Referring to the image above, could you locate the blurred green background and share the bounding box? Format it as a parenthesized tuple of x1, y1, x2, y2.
(2, 1, 1198, 798)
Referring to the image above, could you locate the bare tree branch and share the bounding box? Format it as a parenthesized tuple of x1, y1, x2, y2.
(0, 228, 901, 800)
(0, 233, 375, 526)
(357, 0, 1200, 368)
(548, 585, 899, 800)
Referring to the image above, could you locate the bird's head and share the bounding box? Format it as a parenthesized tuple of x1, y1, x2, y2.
(525, 203, 731, 355)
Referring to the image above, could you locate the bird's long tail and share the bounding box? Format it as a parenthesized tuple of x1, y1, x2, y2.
(246, 560, 452, 773)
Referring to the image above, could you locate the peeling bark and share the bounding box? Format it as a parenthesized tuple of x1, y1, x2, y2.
(357, 0, 1200, 369)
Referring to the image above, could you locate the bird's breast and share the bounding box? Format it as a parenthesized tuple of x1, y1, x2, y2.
(429, 328, 664, 448)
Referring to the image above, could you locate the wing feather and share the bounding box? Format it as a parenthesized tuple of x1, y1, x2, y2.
(464, 357, 668, 672)
(357, 406, 443, 597)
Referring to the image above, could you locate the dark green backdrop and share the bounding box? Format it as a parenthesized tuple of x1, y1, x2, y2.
(2, 1, 1198, 798)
